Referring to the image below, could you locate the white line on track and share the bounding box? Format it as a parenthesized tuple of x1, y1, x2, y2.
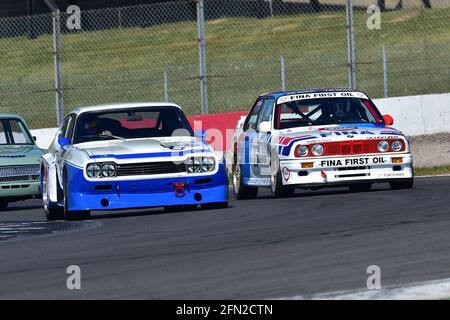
(416, 174, 450, 178)
(280, 278, 450, 300)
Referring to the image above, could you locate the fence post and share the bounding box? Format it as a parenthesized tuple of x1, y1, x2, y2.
(280, 56, 286, 91)
(382, 45, 388, 98)
(346, 0, 356, 90)
(197, 0, 209, 114)
(52, 9, 64, 126)
(164, 66, 169, 102)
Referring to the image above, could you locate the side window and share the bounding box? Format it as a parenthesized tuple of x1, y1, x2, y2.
(65, 115, 76, 140)
(59, 117, 71, 138)
(257, 98, 274, 130)
(244, 98, 264, 131)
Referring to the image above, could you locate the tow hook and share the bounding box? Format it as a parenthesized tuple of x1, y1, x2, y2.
(172, 182, 188, 198)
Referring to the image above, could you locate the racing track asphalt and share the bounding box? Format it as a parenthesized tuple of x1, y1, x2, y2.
(0, 176, 450, 299)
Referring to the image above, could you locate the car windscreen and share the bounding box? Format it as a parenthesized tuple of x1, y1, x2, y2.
(0, 119, 34, 145)
(274, 97, 383, 130)
(73, 107, 194, 144)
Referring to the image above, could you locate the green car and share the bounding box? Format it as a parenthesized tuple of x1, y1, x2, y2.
(0, 114, 44, 210)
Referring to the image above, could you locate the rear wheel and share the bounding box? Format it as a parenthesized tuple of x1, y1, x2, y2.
(232, 163, 258, 200)
(349, 183, 372, 192)
(390, 178, 414, 190)
(63, 172, 91, 220)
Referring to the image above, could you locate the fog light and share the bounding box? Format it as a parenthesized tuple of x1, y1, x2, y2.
(392, 157, 403, 164)
(301, 162, 314, 169)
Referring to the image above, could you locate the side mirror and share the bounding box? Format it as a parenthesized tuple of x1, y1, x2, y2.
(258, 121, 271, 133)
(58, 136, 70, 147)
(383, 114, 394, 126)
(194, 130, 207, 142)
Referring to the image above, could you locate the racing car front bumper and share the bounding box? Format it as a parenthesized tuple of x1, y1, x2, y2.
(279, 153, 413, 187)
(65, 164, 228, 211)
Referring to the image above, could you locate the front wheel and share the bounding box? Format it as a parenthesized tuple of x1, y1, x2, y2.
(349, 183, 372, 193)
(63, 172, 91, 220)
(390, 178, 414, 190)
(270, 165, 295, 198)
(202, 202, 228, 210)
(0, 200, 9, 211)
(42, 165, 64, 221)
(232, 163, 258, 200)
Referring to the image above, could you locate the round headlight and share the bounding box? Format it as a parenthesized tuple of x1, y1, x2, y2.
(296, 145, 309, 157)
(201, 157, 215, 172)
(186, 158, 195, 173)
(86, 163, 101, 178)
(311, 144, 324, 156)
(391, 140, 403, 152)
(101, 163, 116, 178)
(377, 140, 390, 152)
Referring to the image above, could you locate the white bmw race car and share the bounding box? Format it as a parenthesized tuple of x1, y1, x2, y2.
(41, 103, 228, 220)
(232, 89, 414, 199)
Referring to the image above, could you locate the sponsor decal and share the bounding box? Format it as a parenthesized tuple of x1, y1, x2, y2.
(277, 91, 369, 104)
(320, 157, 387, 167)
(282, 167, 291, 182)
(321, 170, 328, 182)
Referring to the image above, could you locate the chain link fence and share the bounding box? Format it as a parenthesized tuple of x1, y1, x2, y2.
(0, 0, 449, 129)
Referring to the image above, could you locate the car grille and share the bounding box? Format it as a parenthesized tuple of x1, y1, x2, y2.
(0, 165, 40, 178)
(116, 161, 186, 177)
(325, 141, 374, 156)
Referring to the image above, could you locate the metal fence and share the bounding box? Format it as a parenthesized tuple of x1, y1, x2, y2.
(0, 0, 449, 129)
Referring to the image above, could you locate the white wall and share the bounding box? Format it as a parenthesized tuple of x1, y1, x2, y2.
(30, 92, 450, 150)
(374, 93, 450, 136)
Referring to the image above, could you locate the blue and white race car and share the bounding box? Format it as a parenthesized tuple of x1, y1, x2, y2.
(232, 89, 414, 199)
(41, 103, 228, 220)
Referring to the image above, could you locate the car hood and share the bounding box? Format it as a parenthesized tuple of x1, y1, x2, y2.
(276, 124, 405, 143)
(0, 145, 44, 166)
(75, 137, 212, 160)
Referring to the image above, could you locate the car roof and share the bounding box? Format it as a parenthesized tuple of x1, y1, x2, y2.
(261, 88, 367, 100)
(70, 102, 183, 116)
(0, 113, 26, 121)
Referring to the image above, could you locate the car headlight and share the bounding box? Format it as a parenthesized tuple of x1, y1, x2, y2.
(86, 163, 101, 178)
(201, 157, 215, 172)
(186, 157, 202, 173)
(311, 144, 324, 156)
(101, 163, 116, 178)
(391, 140, 403, 152)
(295, 145, 309, 157)
(377, 140, 390, 152)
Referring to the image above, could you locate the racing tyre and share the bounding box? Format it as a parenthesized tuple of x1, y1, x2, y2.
(202, 201, 228, 210)
(42, 166, 64, 221)
(349, 183, 372, 192)
(63, 173, 91, 220)
(232, 163, 258, 200)
(271, 166, 295, 198)
(390, 178, 414, 190)
(0, 201, 8, 211)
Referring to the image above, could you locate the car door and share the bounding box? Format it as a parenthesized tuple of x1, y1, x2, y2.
(239, 98, 264, 182)
(254, 98, 275, 178)
(56, 114, 76, 185)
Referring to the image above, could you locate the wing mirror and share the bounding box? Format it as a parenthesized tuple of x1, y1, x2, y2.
(58, 136, 70, 147)
(258, 121, 271, 133)
(383, 114, 394, 126)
